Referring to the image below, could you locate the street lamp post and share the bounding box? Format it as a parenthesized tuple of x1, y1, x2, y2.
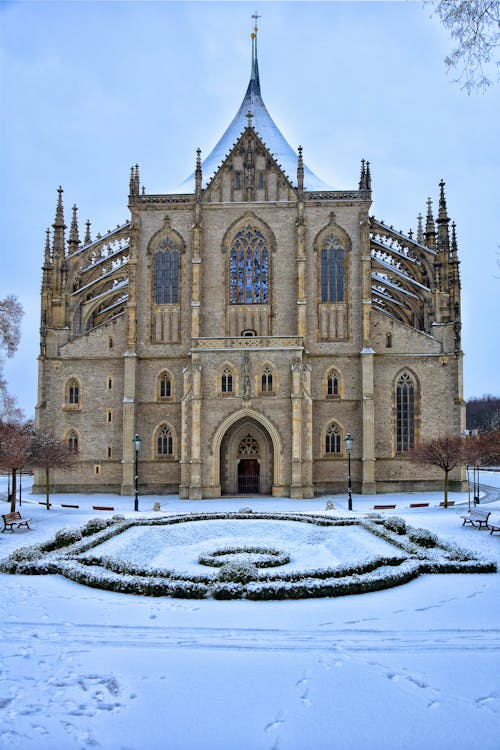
(133, 434, 141, 512)
(344, 433, 353, 511)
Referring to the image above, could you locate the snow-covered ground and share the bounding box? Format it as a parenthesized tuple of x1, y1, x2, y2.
(1, 475, 500, 750)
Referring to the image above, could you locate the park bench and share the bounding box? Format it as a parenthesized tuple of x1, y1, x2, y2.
(460, 509, 491, 529)
(439, 501, 455, 507)
(373, 504, 396, 510)
(92, 505, 115, 511)
(488, 521, 500, 535)
(2, 511, 32, 533)
(409, 502, 429, 508)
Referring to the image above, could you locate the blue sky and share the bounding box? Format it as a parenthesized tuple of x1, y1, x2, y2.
(1, 0, 499, 416)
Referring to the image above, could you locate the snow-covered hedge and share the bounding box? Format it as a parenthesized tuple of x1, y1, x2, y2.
(0, 511, 495, 599)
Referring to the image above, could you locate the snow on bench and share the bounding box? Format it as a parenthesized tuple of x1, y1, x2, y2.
(460, 509, 491, 529)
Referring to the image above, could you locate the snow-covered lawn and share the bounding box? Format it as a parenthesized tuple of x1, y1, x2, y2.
(1, 476, 499, 749)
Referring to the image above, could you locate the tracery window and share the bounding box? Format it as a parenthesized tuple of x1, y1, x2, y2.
(261, 366, 273, 393)
(155, 237, 179, 304)
(229, 225, 269, 305)
(326, 369, 340, 398)
(157, 425, 173, 457)
(65, 378, 81, 408)
(67, 430, 79, 454)
(238, 434, 259, 455)
(158, 371, 172, 400)
(221, 366, 233, 394)
(325, 422, 342, 455)
(396, 373, 415, 452)
(320, 234, 344, 302)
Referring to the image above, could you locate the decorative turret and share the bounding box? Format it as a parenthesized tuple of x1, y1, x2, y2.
(449, 221, 461, 288)
(416, 213, 424, 244)
(297, 145, 304, 196)
(424, 197, 436, 249)
(41, 228, 52, 291)
(68, 204, 80, 254)
(84, 219, 92, 246)
(436, 179, 450, 253)
(195, 147, 202, 198)
(359, 159, 372, 191)
(129, 164, 140, 197)
(52, 186, 66, 258)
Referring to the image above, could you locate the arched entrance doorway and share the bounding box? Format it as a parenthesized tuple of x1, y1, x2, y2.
(220, 417, 273, 495)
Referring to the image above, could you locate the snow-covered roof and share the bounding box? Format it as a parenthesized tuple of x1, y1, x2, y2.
(181, 34, 329, 192)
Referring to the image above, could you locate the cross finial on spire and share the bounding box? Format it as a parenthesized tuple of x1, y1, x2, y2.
(245, 110, 254, 127)
(251, 10, 261, 33)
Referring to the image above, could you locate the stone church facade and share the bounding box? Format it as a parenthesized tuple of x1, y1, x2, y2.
(34, 28, 465, 498)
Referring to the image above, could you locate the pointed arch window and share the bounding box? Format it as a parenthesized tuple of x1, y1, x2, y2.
(157, 371, 172, 401)
(67, 430, 79, 454)
(396, 373, 415, 452)
(326, 369, 340, 398)
(229, 225, 269, 305)
(325, 422, 342, 455)
(320, 234, 344, 302)
(65, 378, 82, 409)
(261, 366, 273, 394)
(157, 425, 173, 457)
(221, 366, 233, 394)
(155, 237, 179, 304)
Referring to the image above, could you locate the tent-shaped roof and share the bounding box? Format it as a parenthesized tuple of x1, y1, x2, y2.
(182, 29, 329, 192)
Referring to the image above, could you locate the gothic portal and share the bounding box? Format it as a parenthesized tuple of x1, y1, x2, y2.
(34, 22, 465, 498)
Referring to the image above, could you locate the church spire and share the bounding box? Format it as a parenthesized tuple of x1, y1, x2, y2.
(84, 220, 92, 246)
(416, 213, 424, 244)
(250, 11, 261, 90)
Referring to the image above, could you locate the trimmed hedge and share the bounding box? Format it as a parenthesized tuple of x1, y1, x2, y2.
(0, 510, 495, 600)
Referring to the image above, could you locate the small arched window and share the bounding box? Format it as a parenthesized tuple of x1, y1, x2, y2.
(261, 366, 273, 394)
(325, 423, 342, 454)
(155, 237, 179, 304)
(326, 369, 340, 398)
(320, 234, 344, 302)
(221, 366, 233, 394)
(386, 332, 393, 349)
(396, 372, 415, 452)
(65, 378, 81, 408)
(67, 430, 79, 454)
(157, 425, 173, 457)
(229, 225, 269, 305)
(158, 372, 172, 400)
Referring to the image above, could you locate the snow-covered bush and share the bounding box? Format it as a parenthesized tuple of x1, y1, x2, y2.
(218, 561, 258, 584)
(408, 527, 438, 548)
(82, 517, 109, 536)
(54, 528, 83, 548)
(199, 546, 290, 569)
(384, 516, 407, 535)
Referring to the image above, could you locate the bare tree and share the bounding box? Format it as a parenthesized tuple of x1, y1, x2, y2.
(410, 435, 464, 506)
(425, 0, 500, 91)
(0, 295, 24, 421)
(29, 430, 75, 509)
(0, 421, 31, 512)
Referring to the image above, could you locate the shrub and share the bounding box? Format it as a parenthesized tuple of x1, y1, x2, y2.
(218, 561, 258, 584)
(54, 528, 83, 548)
(384, 516, 407, 535)
(408, 527, 438, 548)
(82, 518, 109, 536)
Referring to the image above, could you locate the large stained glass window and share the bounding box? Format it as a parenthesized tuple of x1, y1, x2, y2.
(229, 225, 269, 305)
(155, 238, 179, 304)
(157, 425, 173, 457)
(320, 234, 344, 302)
(396, 373, 415, 452)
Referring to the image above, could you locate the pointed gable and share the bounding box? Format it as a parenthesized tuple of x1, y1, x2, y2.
(203, 125, 297, 203)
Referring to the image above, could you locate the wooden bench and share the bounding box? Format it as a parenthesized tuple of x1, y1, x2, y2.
(373, 504, 396, 510)
(409, 502, 429, 508)
(460, 509, 491, 529)
(2, 511, 32, 533)
(61, 503, 79, 509)
(439, 501, 455, 507)
(92, 505, 115, 511)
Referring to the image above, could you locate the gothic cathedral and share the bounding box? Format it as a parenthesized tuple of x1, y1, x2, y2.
(34, 26, 465, 498)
